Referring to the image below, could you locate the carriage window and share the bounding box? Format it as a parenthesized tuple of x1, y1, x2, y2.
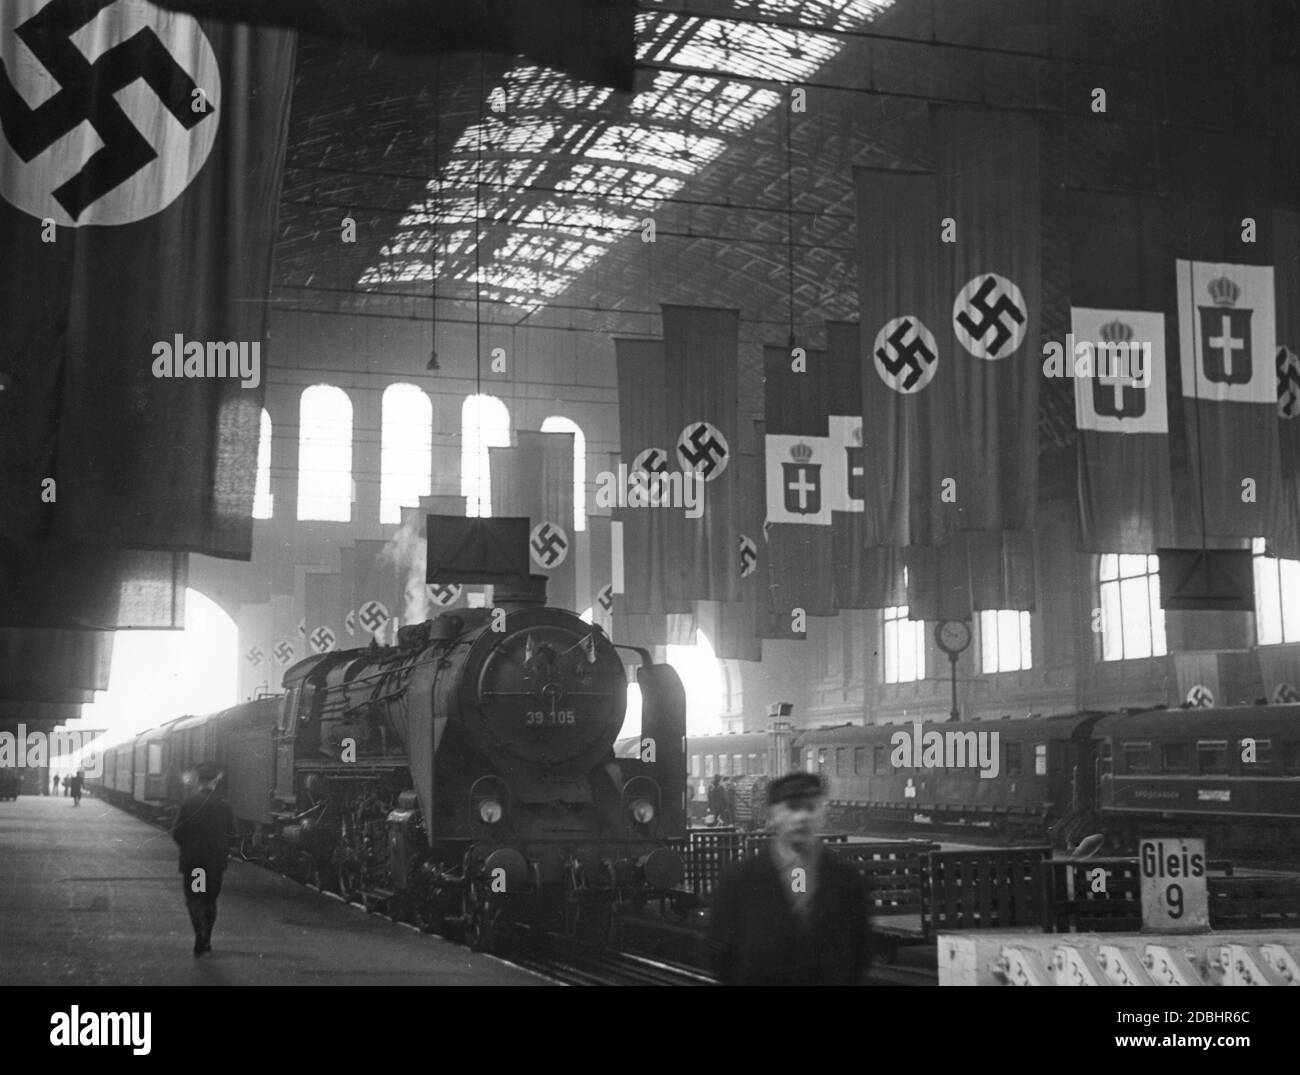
(1004, 740, 1022, 776)
(1241, 738, 1271, 766)
(1122, 742, 1152, 772)
(147, 743, 163, 775)
(1033, 743, 1047, 776)
(1197, 740, 1229, 774)
(854, 747, 866, 774)
(817, 749, 827, 774)
(732, 753, 743, 776)
(835, 748, 848, 776)
(1284, 742, 1300, 773)
(718, 754, 730, 777)
(690, 754, 701, 778)
(874, 744, 886, 774)
(806, 751, 817, 774)
(704, 755, 715, 778)
(1161, 742, 1190, 772)
(748, 753, 759, 775)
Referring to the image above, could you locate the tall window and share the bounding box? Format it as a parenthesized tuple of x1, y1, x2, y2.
(1253, 538, 1300, 645)
(980, 610, 1032, 673)
(1098, 553, 1167, 660)
(297, 385, 352, 521)
(252, 409, 273, 519)
(380, 384, 432, 524)
(540, 415, 587, 532)
(461, 395, 511, 518)
(883, 604, 925, 683)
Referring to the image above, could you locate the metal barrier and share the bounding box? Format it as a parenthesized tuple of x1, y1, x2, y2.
(926, 847, 1052, 932)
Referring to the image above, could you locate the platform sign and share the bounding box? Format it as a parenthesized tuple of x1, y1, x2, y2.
(1139, 837, 1209, 932)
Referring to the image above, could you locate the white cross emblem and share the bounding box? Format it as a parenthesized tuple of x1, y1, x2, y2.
(1207, 315, 1245, 380)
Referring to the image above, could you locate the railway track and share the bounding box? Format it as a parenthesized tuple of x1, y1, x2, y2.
(506, 937, 716, 986)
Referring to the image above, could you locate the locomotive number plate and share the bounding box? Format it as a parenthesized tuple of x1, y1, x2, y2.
(525, 710, 576, 727)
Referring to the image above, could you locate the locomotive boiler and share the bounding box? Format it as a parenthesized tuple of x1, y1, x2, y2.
(271, 576, 687, 950)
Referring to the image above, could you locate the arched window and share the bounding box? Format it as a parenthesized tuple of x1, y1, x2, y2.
(540, 415, 587, 532)
(297, 385, 353, 522)
(380, 384, 432, 525)
(461, 394, 511, 517)
(253, 409, 273, 520)
(1097, 553, 1167, 660)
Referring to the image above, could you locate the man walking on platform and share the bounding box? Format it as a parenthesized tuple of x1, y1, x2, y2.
(172, 763, 237, 957)
(67, 772, 83, 806)
(709, 772, 870, 986)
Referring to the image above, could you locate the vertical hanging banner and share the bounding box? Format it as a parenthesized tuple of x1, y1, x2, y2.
(931, 105, 1042, 538)
(1166, 133, 1279, 543)
(763, 343, 836, 618)
(303, 569, 341, 654)
(1273, 207, 1300, 560)
(587, 514, 614, 634)
(855, 165, 946, 548)
(490, 433, 576, 610)
(237, 601, 272, 698)
(338, 545, 357, 640)
(353, 540, 399, 642)
(418, 496, 472, 612)
(612, 337, 695, 649)
(270, 592, 297, 681)
(1066, 190, 1176, 553)
(661, 304, 742, 605)
(826, 320, 904, 609)
(699, 418, 766, 660)
(0, 4, 295, 557)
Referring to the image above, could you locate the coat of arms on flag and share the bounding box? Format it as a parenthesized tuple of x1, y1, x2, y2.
(782, 442, 821, 516)
(1070, 308, 1168, 434)
(1176, 261, 1276, 404)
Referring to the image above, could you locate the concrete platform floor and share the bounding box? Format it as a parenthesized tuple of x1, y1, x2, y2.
(0, 795, 547, 986)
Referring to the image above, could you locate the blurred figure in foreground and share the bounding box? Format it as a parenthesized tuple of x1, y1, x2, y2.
(709, 772, 870, 986)
(172, 762, 237, 957)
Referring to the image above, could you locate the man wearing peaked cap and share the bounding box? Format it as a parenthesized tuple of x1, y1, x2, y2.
(171, 762, 237, 957)
(709, 771, 871, 986)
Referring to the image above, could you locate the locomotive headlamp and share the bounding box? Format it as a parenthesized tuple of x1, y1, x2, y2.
(478, 799, 504, 824)
(629, 799, 655, 825)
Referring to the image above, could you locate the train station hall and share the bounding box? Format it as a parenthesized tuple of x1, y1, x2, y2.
(2, 0, 1300, 1038)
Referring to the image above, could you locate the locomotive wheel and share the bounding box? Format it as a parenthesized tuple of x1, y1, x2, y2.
(463, 880, 503, 954)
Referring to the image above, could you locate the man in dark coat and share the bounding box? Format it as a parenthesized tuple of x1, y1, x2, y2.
(67, 771, 83, 806)
(172, 762, 237, 957)
(709, 772, 870, 986)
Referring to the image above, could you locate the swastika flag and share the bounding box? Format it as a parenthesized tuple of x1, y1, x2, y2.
(0, 3, 295, 559)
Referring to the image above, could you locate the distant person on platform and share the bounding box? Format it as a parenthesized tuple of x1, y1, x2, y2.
(709, 772, 870, 986)
(67, 772, 83, 806)
(707, 774, 725, 824)
(722, 777, 737, 825)
(51, 775, 60, 797)
(172, 763, 237, 957)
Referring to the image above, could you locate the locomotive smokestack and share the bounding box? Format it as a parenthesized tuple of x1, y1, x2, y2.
(493, 574, 549, 611)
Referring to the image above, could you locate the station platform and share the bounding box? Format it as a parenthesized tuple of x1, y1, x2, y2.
(0, 796, 547, 987)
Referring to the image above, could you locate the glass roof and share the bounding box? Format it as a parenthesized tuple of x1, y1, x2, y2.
(360, 0, 897, 312)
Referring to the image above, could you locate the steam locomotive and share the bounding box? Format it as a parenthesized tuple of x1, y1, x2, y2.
(685, 705, 1300, 857)
(94, 578, 689, 951)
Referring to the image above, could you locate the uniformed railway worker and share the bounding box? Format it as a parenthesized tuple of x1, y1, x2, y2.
(172, 762, 237, 957)
(709, 772, 870, 986)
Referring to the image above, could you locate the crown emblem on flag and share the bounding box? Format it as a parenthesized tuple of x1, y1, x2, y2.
(789, 442, 814, 463)
(1206, 275, 1240, 307)
(1099, 318, 1134, 343)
